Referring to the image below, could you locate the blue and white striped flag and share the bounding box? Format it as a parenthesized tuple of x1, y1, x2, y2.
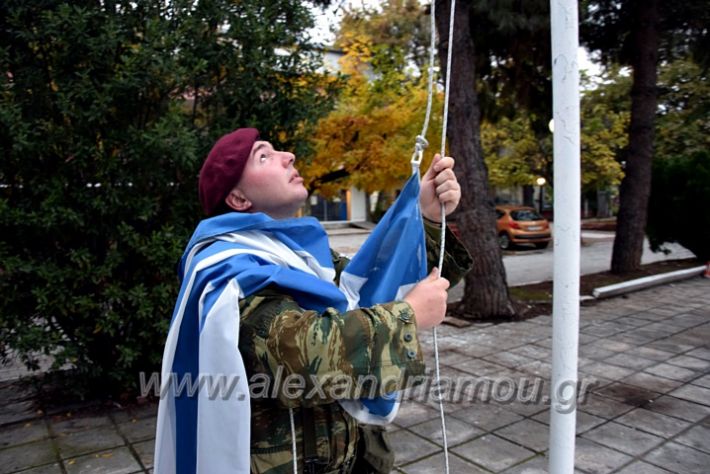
(154, 171, 426, 473)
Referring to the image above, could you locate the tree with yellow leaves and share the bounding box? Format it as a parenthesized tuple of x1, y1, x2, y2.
(299, 2, 442, 199)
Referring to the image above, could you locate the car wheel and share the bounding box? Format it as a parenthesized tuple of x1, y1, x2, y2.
(534, 242, 549, 250)
(499, 233, 512, 250)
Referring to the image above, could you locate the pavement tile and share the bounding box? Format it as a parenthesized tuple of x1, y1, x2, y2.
(437, 351, 470, 367)
(450, 343, 499, 358)
(674, 424, 710, 454)
(643, 441, 710, 474)
(686, 347, 710, 361)
(64, 446, 142, 474)
(483, 351, 536, 370)
(644, 395, 710, 422)
(55, 424, 125, 458)
(110, 403, 158, 424)
(592, 382, 662, 407)
(449, 403, 524, 432)
(116, 416, 156, 443)
(587, 339, 633, 353)
(577, 394, 635, 419)
(624, 346, 675, 362)
(578, 333, 600, 345)
(532, 409, 605, 434)
(451, 434, 535, 472)
(578, 345, 615, 361)
(0, 420, 50, 449)
(668, 384, 710, 406)
(517, 361, 552, 380)
(615, 408, 691, 437)
(457, 359, 510, 377)
(390, 430, 440, 466)
(448, 331, 498, 347)
(0, 382, 38, 405)
(668, 332, 710, 348)
(639, 322, 683, 336)
(576, 357, 596, 368)
(622, 372, 683, 394)
(0, 400, 41, 426)
(509, 345, 551, 361)
(499, 454, 550, 473)
(604, 353, 657, 371)
(393, 402, 441, 428)
(503, 400, 548, 418)
(644, 340, 694, 354)
(607, 332, 656, 346)
(581, 323, 624, 338)
(533, 338, 553, 349)
(408, 415, 483, 447)
(527, 315, 551, 326)
(667, 355, 710, 371)
(494, 419, 549, 452)
(690, 374, 710, 388)
(579, 362, 634, 381)
(49, 414, 112, 436)
(644, 362, 699, 381)
(132, 439, 154, 469)
(399, 451, 488, 473)
(642, 308, 680, 318)
(573, 438, 633, 474)
(14, 464, 64, 473)
(618, 316, 653, 327)
(0, 439, 58, 473)
(581, 421, 664, 456)
(614, 461, 673, 474)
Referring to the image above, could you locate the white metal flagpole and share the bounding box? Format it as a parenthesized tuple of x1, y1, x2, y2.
(549, 0, 581, 472)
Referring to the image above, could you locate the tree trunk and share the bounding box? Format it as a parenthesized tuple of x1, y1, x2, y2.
(435, 0, 514, 319)
(611, 0, 660, 273)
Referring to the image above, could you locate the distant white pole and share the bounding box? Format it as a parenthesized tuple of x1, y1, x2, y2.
(549, 0, 581, 473)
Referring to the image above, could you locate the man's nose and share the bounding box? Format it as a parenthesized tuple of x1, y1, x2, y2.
(281, 151, 295, 167)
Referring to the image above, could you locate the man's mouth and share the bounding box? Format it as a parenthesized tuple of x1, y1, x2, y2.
(290, 173, 303, 183)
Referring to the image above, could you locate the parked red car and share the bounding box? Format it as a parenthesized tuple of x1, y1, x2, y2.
(496, 205, 552, 250)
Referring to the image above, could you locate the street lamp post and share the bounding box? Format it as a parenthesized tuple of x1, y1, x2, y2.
(536, 177, 546, 214)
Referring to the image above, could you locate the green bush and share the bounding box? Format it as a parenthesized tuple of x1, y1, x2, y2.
(647, 151, 710, 262)
(0, 0, 334, 395)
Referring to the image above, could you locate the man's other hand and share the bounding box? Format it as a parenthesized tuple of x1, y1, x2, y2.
(403, 268, 450, 329)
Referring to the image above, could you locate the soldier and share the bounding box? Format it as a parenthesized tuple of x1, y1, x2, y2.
(156, 128, 471, 474)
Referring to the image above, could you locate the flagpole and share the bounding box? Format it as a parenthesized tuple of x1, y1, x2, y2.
(549, 0, 581, 472)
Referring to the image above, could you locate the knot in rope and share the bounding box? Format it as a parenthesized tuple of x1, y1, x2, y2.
(415, 135, 429, 151)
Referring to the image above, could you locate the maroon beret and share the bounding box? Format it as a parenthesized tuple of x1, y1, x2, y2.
(199, 128, 260, 216)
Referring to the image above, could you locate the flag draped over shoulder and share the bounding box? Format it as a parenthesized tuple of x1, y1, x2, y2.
(154, 172, 426, 473)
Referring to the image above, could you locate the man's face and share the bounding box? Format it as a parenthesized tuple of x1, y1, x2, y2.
(228, 140, 308, 218)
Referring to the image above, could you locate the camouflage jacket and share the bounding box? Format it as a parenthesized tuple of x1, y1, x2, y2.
(238, 221, 472, 473)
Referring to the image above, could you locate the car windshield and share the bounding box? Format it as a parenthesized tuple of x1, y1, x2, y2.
(510, 209, 544, 221)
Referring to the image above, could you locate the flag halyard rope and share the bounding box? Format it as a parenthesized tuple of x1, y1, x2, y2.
(433, 1, 456, 473)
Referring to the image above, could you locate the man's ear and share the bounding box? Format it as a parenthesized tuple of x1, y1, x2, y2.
(225, 187, 252, 212)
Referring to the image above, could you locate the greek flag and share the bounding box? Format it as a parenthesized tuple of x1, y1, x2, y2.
(154, 172, 426, 473)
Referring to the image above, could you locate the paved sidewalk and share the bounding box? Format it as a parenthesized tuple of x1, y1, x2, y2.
(1, 277, 708, 473)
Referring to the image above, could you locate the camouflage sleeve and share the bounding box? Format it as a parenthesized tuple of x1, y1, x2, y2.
(424, 218, 473, 286)
(238, 288, 425, 408)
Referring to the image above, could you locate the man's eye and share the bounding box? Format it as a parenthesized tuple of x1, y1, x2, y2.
(259, 154, 268, 162)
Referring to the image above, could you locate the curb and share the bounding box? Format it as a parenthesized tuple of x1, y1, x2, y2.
(591, 265, 707, 299)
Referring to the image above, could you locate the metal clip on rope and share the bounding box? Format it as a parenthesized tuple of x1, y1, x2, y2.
(411, 135, 429, 169)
